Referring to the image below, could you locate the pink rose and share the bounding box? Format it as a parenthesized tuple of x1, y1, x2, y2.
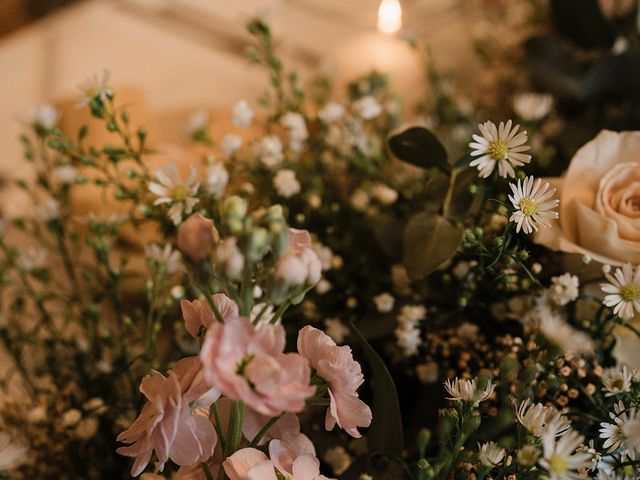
(181, 293, 238, 337)
(177, 213, 219, 261)
(536, 130, 640, 265)
(200, 316, 315, 416)
(116, 357, 218, 476)
(276, 229, 322, 286)
(297, 326, 372, 438)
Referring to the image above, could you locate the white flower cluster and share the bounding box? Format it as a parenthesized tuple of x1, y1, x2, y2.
(394, 305, 426, 357)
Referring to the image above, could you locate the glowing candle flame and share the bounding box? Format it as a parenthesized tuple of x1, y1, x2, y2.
(377, 0, 402, 34)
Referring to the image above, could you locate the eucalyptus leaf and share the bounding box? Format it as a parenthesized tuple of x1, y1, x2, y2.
(372, 214, 405, 262)
(403, 212, 463, 280)
(388, 127, 449, 172)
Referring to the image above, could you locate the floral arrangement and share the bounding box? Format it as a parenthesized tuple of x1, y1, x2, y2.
(1, 2, 640, 479)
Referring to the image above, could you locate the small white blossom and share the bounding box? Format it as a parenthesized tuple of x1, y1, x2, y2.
(398, 304, 427, 325)
(353, 96, 383, 120)
(395, 323, 421, 356)
(220, 134, 242, 159)
(371, 183, 398, 205)
(469, 120, 531, 178)
(78, 69, 112, 107)
(318, 101, 344, 123)
(273, 169, 301, 198)
(324, 318, 349, 344)
(232, 100, 254, 127)
(148, 164, 200, 225)
(443, 377, 495, 405)
(478, 441, 506, 467)
(61, 409, 82, 428)
(186, 108, 209, 135)
(144, 244, 182, 274)
(539, 430, 592, 480)
(601, 263, 640, 319)
(315, 278, 332, 294)
(323, 445, 352, 476)
(204, 161, 229, 197)
(55, 165, 77, 184)
(0, 432, 28, 471)
(350, 189, 370, 212)
(18, 248, 47, 271)
(254, 135, 284, 168)
(373, 292, 395, 313)
(549, 273, 579, 306)
(312, 243, 333, 270)
(508, 176, 559, 234)
(513, 93, 554, 122)
(602, 366, 634, 396)
(25, 103, 60, 129)
(516, 399, 571, 437)
(38, 198, 60, 221)
(600, 401, 639, 460)
(281, 111, 308, 152)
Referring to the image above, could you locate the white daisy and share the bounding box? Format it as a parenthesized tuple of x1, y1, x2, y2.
(469, 120, 531, 178)
(232, 100, 254, 127)
(513, 93, 554, 122)
(144, 244, 182, 274)
(478, 441, 506, 467)
(601, 366, 634, 396)
(148, 164, 200, 225)
(508, 176, 559, 234)
(77, 69, 112, 107)
(601, 263, 640, 319)
(443, 377, 495, 405)
(273, 169, 301, 198)
(516, 399, 571, 437)
(599, 401, 639, 460)
(538, 429, 592, 480)
(549, 273, 579, 306)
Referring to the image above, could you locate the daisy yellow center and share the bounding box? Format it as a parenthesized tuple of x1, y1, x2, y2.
(549, 454, 568, 473)
(519, 197, 538, 216)
(171, 185, 191, 201)
(488, 140, 509, 161)
(620, 284, 640, 302)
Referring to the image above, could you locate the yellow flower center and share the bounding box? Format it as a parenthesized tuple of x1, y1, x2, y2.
(620, 284, 640, 302)
(519, 197, 538, 216)
(172, 185, 191, 202)
(488, 140, 509, 161)
(549, 454, 568, 473)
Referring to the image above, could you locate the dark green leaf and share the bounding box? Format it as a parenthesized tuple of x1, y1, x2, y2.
(550, 0, 615, 49)
(388, 127, 448, 172)
(403, 212, 463, 280)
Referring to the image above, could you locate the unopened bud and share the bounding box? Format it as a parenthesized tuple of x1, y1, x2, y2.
(177, 213, 219, 261)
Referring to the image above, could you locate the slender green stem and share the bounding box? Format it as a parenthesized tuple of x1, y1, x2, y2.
(212, 403, 226, 451)
(225, 401, 246, 456)
(201, 463, 214, 480)
(249, 414, 283, 447)
(270, 300, 291, 325)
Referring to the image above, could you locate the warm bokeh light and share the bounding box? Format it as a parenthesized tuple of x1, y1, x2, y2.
(377, 0, 402, 34)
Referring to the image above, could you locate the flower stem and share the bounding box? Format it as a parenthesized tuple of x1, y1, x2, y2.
(225, 400, 246, 456)
(248, 414, 283, 447)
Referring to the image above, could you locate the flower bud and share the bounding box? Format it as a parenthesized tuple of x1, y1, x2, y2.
(177, 213, 219, 261)
(247, 227, 270, 262)
(223, 196, 248, 220)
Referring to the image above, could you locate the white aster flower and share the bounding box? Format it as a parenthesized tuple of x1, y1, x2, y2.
(254, 135, 284, 168)
(204, 161, 229, 197)
(273, 169, 301, 198)
(508, 176, 559, 234)
(324, 318, 349, 344)
(220, 134, 243, 159)
(538, 310, 594, 355)
(539, 430, 592, 480)
(549, 273, 580, 306)
(599, 401, 639, 460)
(144, 243, 182, 274)
(77, 69, 112, 107)
(0, 431, 28, 471)
(516, 399, 570, 437)
(232, 100, 254, 127)
(353, 95, 383, 120)
(55, 165, 77, 184)
(25, 103, 60, 129)
(281, 111, 308, 152)
(318, 101, 344, 123)
(513, 93, 554, 122)
(601, 263, 640, 319)
(186, 108, 209, 136)
(148, 164, 200, 225)
(443, 377, 495, 405)
(576, 440, 600, 472)
(373, 292, 395, 313)
(601, 366, 634, 396)
(469, 120, 531, 178)
(478, 441, 506, 467)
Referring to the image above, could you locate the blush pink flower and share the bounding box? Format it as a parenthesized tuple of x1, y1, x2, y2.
(181, 293, 238, 337)
(116, 357, 218, 476)
(242, 411, 313, 450)
(200, 316, 315, 416)
(297, 326, 372, 438)
(223, 446, 333, 480)
(275, 229, 322, 286)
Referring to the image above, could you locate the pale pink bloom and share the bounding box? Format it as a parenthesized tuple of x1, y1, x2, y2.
(223, 448, 277, 480)
(116, 357, 218, 476)
(181, 293, 238, 337)
(276, 229, 322, 286)
(297, 326, 372, 438)
(243, 411, 314, 452)
(200, 316, 315, 416)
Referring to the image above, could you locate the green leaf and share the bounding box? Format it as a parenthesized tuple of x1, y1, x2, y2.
(388, 127, 449, 172)
(403, 212, 463, 280)
(350, 322, 404, 456)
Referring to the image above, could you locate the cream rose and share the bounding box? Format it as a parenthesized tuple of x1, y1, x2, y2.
(536, 130, 640, 265)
